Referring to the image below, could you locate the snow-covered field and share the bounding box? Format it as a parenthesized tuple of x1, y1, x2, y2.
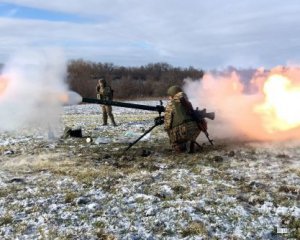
(0, 101, 299, 239)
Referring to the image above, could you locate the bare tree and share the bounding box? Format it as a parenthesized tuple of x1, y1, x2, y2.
(67, 60, 204, 99)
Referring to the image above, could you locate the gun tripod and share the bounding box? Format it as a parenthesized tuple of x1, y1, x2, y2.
(124, 116, 164, 152)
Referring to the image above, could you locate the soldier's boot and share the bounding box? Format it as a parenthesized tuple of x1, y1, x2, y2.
(191, 141, 203, 153)
(109, 114, 117, 127)
(173, 143, 187, 153)
(187, 141, 195, 154)
(102, 114, 108, 126)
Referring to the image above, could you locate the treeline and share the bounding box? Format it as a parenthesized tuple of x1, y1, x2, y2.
(67, 59, 204, 99)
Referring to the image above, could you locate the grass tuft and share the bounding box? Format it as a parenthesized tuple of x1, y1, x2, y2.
(65, 191, 78, 203)
(181, 221, 208, 237)
(0, 213, 13, 226)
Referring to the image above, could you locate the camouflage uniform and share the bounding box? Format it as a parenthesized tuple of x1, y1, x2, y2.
(164, 86, 201, 153)
(96, 79, 117, 126)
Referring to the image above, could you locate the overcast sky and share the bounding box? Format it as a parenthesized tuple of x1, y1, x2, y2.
(0, 0, 300, 69)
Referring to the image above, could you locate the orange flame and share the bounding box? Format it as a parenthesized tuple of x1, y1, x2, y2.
(254, 74, 300, 133)
(57, 91, 82, 105)
(0, 75, 9, 96)
(58, 93, 70, 104)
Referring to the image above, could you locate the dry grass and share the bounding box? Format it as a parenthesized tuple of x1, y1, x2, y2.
(181, 221, 208, 237)
(0, 214, 13, 226)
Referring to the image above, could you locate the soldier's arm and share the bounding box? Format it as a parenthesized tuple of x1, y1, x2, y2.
(96, 85, 100, 99)
(98, 87, 104, 100)
(180, 93, 194, 114)
(109, 87, 114, 100)
(164, 102, 173, 131)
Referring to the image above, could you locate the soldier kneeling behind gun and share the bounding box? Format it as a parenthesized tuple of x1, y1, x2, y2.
(164, 85, 207, 153)
(96, 78, 117, 126)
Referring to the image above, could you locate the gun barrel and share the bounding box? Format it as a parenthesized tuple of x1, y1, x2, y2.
(194, 109, 215, 121)
(82, 97, 165, 113)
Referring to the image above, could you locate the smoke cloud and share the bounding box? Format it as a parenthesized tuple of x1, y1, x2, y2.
(0, 48, 68, 135)
(184, 66, 300, 141)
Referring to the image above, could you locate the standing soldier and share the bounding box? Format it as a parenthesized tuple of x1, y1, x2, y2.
(96, 78, 117, 126)
(164, 85, 203, 153)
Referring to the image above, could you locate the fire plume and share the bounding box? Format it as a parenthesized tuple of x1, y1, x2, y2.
(185, 66, 300, 141)
(57, 91, 82, 105)
(0, 74, 80, 105)
(0, 75, 9, 96)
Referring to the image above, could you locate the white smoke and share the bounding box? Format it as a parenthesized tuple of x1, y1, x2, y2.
(183, 73, 253, 140)
(0, 48, 68, 135)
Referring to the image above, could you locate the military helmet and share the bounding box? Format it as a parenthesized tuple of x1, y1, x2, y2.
(99, 77, 106, 86)
(167, 85, 182, 97)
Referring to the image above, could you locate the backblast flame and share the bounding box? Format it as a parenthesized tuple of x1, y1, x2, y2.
(0, 74, 81, 106)
(58, 91, 82, 105)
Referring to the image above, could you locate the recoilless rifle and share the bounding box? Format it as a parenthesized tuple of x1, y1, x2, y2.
(82, 97, 215, 151)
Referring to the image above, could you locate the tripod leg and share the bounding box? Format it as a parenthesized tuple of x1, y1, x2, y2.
(124, 124, 157, 152)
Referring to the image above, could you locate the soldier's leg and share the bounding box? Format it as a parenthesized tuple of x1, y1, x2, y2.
(186, 122, 202, 153)
(172, 142, 187, 153)
(107, 106, 117, 126)
(168, 128, 186, 153)
(102, 105, 108, 125)
(187, 141, 195, 153)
